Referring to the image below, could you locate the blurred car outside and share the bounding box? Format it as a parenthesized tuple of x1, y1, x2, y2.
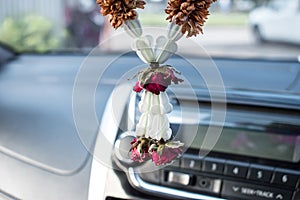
(249, 0, 300, 44)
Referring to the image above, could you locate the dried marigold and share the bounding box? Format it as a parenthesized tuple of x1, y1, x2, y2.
(165, 0, 217, 37)
(96, 0, 146, 28)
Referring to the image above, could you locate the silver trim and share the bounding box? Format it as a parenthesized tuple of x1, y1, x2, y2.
(171, 88, 300, 110)
(114, 132, 136, 165)
(88, 83, 133, 200)
(128, 168, 226, 200)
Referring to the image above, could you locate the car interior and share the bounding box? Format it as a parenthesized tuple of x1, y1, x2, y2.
(0, 0, 299, 200)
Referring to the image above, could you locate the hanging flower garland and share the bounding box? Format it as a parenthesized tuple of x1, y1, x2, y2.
(166, 0, 217, 37)
(96, 0, 217, 165)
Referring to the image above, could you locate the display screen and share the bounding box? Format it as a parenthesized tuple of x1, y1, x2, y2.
(179, 125, 300, 163)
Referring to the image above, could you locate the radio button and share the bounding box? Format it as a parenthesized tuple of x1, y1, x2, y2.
(181, 157, 201, 171)
(221, 180, 293, 200)
(225, 161, 249, 178)
(167, 171, 191, 186)
(272, 168, 300, 188)
(202, 158, 225, 174)
(248, 165, 274, 183)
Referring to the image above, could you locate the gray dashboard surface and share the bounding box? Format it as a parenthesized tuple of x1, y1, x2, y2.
(0, 55, 90, 174)
(0, 53, 126, 200)
(0, 52, 299, 200)
(0, 53, 299, 174)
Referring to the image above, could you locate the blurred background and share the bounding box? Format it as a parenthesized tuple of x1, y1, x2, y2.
(0, 0, 299, 59)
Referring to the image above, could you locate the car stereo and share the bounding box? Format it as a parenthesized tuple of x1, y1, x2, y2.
(114, 92, 300, 200)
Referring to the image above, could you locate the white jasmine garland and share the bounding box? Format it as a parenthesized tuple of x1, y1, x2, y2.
(126, 20, 185, 164)
(136, 91, 172, 140)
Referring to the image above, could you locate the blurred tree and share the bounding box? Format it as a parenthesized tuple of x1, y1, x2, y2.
(0, 15, 63, 53)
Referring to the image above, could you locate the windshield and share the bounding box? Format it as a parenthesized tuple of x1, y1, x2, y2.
(0, 0, 300, 59)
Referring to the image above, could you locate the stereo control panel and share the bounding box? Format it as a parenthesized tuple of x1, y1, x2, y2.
(137, 154, 300, 200)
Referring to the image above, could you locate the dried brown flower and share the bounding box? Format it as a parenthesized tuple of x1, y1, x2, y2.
(96, 0, 146, 28)
(165, 0, 217, 37)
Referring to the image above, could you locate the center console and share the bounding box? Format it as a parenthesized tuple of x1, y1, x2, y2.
(113, 90, 300, 200)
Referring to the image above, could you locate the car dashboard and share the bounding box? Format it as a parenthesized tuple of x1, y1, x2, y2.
(0, 51, 299, 200)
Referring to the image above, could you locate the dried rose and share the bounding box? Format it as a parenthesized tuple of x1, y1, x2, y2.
(144, 72, 169, 95)
(166, 68, 183, 84)
(130, 147, 150, 162)
(151, 147, 182, 165)
(130, 136, 184, 165)
(130, 137, 151, 162)
(132, 65, 183, 95)
(133, 82, 143, 93)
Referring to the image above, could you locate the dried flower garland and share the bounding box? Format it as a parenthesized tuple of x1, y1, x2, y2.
(96, 0, 216, 37)
(166, 0, 217, 37)
(96, 0, 217, 165)
(96, 0, 146, 28)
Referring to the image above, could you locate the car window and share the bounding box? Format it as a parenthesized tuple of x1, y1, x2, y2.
(0, 0, 300, 60)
